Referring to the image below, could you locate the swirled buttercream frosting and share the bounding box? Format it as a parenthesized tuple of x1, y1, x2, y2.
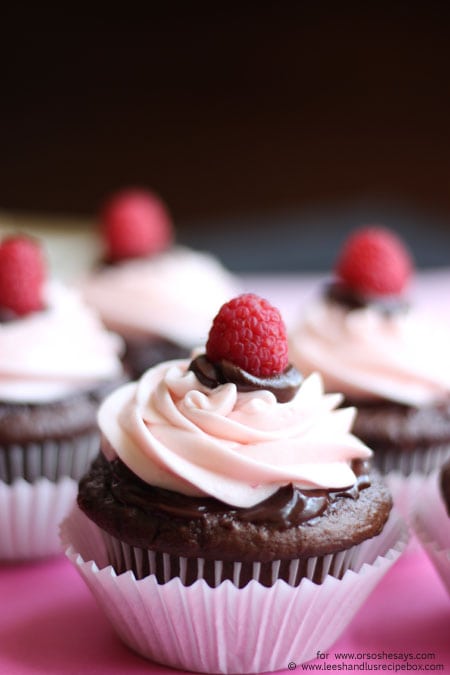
(0, 281, 123, 403)
(79, 246, 238, 347)
(289, 297, 450, 407)
(98, 358, 371, 508)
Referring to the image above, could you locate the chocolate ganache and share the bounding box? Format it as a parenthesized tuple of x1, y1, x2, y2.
(189, 354, 303, 403)
(83, 454, 371, 531)
(325, 281, 409, 315)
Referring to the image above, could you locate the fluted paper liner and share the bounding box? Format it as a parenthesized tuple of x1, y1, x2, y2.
(0, 431, 99, 560)
(412, 472, 450, 594)
(376, 441, 450, 521)
(384, 472, 423, 519)
(0, 478, 77, 560)
(376, 442, 450, 478)
(0, 430, 99, 483)
(61, 506, 408, 673)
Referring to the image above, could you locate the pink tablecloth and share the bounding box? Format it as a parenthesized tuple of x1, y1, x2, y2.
(1, 544, 449, 674)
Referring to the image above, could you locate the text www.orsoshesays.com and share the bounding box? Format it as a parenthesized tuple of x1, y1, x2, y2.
(287, 650, 446, 671)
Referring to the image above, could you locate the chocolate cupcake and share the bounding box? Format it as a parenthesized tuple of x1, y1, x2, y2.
(0, 235, 125, 560)
(289, 226, 450, 511)
(79, 188, 239, 378)
(77, 449, 391, 588)
(62, 294, 406, 672)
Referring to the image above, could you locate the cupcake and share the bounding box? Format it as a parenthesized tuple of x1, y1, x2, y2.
(289, 226, 450, 510)
(79, 188, 239, 378)
(62, 293, 407, 673)
(0, 234, 125, 560)
(412, 459, 450, 593)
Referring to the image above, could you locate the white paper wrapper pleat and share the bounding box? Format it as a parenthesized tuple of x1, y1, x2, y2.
(95, 524, 386, 587)
(377, 441, 450, 521)
(0, 430, 99, 484)
(412, 472, 450, 594)
(376, 443, 450, 478)
(0, 477, 77, 560)
(61, 506, 408, 673)
(384, 472, 424, 519)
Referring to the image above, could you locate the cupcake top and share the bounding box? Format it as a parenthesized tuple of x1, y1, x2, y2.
(98, 294, 372, 509)
(80, 246, 239, 347)
(289, 227, 450, 407)
(79, 188, 239, 347)
(0, 235, 123, 404)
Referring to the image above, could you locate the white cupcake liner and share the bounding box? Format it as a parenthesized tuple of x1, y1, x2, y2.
(91, 519, 388, 587)
(412, 472, 450, 594)
(384, 472, 424, 519)
(0, 430, 100, 484)
(0, 477, 77, 560)
(376, 442, 450, 477)
(61, 506, 408, 673)
(375, 443, 450, 521)
(0, 431, 100, 561)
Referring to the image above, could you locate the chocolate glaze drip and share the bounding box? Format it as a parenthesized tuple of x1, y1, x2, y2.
(325, 281, 409, 315)
(189, 354, 303, 403)
(99, 249, 165, 268)
(105, 455, 371, 529)
(0, 304, 48, 323)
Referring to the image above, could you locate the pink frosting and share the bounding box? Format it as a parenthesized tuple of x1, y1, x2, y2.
(98, 359, 371, 508)
(0, 282, 123, 403)
(79, 247, 239, 347)
(289, 299, 450, 406)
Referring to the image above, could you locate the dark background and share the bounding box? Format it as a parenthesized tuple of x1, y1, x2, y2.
(2, 4, 450, 271)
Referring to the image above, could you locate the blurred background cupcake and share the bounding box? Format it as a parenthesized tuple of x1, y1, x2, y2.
(78, 187, 240, 378)
(62, 294, 407, 672)
(0, 234, 125, 560)
(412, 459, 450, 593)
(289, 226, 450, 512)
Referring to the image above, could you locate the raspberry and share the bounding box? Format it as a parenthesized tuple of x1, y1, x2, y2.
(0, 235, 46, 316)
(335, 226, 413, 296)
(100, 188, 173, 261)
(206, 293, 289, 377)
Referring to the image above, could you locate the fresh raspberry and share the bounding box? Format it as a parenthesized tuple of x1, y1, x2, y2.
(335, 226, 413, 296)
(206, 293, 289, 377)
(0, 235, 46, 316)
(100, 188, 174, 262)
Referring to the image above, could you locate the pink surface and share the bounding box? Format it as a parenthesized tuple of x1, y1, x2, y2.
(1, 543, 449, 674)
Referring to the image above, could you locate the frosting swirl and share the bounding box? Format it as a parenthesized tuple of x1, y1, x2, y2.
(289, 297, 450, 407)
(0, 281, 123, 403)
(79, 246, 239, 347)
(98, 358, 371, 508)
